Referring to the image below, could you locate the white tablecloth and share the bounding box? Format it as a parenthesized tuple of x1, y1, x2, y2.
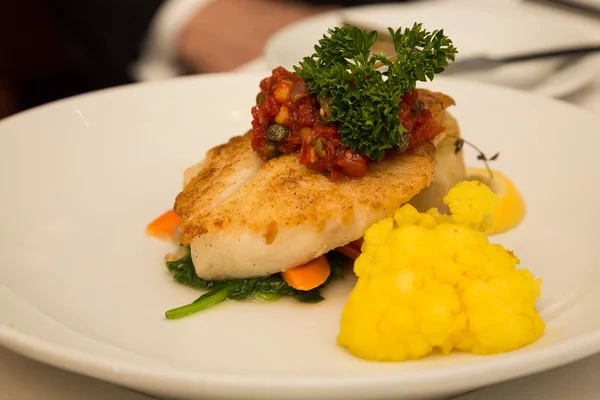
(3, 1, 600, 398)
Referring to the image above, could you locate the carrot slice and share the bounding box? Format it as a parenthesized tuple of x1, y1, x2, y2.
(146, 210, 182, 240)
(282, 256, 331, 291)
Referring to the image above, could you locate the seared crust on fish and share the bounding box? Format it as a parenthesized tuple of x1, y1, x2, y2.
(176, 134, 263, 219)
(174, 90, 459, 280)
(175, 137, 435, 279)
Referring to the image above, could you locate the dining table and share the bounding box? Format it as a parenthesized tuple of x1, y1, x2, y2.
(2, 0, 600, 398)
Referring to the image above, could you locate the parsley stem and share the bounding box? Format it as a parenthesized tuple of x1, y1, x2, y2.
(373, 55, 398, 70)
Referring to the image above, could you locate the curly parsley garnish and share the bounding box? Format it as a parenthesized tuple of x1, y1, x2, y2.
(293, 23, 457, 161)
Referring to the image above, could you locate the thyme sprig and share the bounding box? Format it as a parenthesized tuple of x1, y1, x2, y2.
(450, 135, 499, 179)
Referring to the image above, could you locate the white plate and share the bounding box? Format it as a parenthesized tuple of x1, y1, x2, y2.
(265, 1, 600, 98)
(1, 73, 600, 400)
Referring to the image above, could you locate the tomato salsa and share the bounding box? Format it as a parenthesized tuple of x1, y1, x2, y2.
(250, 67, 444, 180)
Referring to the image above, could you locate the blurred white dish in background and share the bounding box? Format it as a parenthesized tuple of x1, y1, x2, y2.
(265, 1, 600, 98)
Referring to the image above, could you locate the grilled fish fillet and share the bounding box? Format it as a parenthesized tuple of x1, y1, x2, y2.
(409, 112, 466, 214)
(175, 90, 459, 280)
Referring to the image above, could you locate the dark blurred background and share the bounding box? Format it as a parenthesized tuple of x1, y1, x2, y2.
(0, 0, 407, 120)
(1, 0, 163, 120)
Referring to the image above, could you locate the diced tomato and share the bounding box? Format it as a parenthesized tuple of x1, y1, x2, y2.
(250, 67, 443, 181)
(336, 149, 368, 178)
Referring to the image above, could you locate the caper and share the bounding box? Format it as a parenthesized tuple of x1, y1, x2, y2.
(267, 124, 290, 143)
(313, 137, 326, 158)
(264, 142, 280, 160)
(256, 92, 266, 106)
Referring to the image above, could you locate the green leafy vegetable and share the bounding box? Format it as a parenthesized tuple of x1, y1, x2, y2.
(166, 255, 214, 290)
(293, 23, 456, 160)
(164, 250, 349, 319)
(165, 284, 233, 320)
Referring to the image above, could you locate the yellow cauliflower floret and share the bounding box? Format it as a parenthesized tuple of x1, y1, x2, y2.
(444, 180, 500, 232)
(338, 181, 545, 361)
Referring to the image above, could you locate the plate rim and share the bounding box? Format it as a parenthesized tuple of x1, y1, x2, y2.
(1, 323, 600, 392)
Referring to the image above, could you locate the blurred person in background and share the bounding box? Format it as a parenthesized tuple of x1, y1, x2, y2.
(1, 0, 409, 118)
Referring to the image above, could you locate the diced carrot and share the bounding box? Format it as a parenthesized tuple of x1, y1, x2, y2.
(282, 256, 331, 291)
(146, 210, 182, 241)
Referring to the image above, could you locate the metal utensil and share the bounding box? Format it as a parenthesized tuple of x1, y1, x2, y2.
(443, 45, 600, 74)
(342, 18, 600, 74)
(524, 0, 600, 18)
